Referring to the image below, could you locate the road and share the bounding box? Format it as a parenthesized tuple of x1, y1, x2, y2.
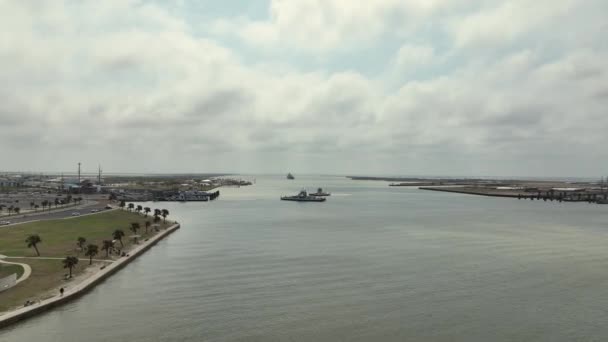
(0, 201, 111, 226)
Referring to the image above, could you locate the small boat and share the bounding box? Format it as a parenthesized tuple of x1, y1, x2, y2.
(309, 188, 330, 196)
(281, 190, 326, 202)
(287, 173, 295, 180)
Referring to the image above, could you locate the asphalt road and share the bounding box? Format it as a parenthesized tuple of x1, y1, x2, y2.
(0, 201, 111, 226)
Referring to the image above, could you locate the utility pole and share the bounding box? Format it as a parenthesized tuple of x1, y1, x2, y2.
(78, 162, 81, 184)
(98, 164, 102, 185)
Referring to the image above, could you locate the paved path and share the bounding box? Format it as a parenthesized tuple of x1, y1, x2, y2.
(0, 259, 32, 285)
(0, 255, 113, 289)
(3, 256, 114, 263)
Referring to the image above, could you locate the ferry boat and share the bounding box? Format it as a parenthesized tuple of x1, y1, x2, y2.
(287, 173, 295, 180)
(281, 190, 326, 202)
(309, 188, 330, 196)
(167, 190, 210, 202)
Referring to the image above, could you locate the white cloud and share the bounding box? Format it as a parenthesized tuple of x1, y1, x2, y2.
(0, 0, 607, 176)
(450, 0, 578, 48)
(393, 44, 435, 72)
(216, 0, 467, 52)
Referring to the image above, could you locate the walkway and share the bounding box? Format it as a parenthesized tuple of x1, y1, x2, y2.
(0, 254, 113, 290)
(3, 256, 114, 263)
(0, 258, 32, 285)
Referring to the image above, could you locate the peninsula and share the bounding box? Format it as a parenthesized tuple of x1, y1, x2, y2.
(348, 176, 608, 204)
(0, 206, 177, 327)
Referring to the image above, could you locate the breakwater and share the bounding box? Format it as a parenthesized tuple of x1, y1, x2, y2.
(419, 187, 608, 203)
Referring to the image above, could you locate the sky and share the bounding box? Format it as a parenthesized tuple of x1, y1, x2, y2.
(1, 0, 607, 177)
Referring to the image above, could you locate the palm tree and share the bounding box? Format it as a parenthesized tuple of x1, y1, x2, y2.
(136, 205, 143, 214)
(85, 244, 99, 265)
(119, 200, 125, 210)
(25, 234, 42, 256)
(144, 207, 151, 217)
(161, 209, 169, 223)
(127, 203, 134, 212)
(77, 237, 86, 250)
(130, 223, 141, 243)
(62, 256, 79, 278)
(154, 208, 161, 217)
(7, 205, 13, 216)
(145, 221, 151, 233)
(130, 222, 140, 235)
(34, 204, 39, 211)
(101, 240, 114, 257)
(14, 207, 20, 215)
(113, 229, 125, 247)
(30, 201, 35, 210)
(54, 198, 59, 208)
(153, 216, 161, 225)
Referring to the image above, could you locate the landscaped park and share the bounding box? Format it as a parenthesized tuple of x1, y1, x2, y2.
(0, 206, 171, 313)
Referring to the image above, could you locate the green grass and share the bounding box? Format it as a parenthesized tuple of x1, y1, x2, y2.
(0, 258, 90, 312)
(0, 210, 170, 257)
(0, 210, 172, 313)
(0, 264, 24, 279)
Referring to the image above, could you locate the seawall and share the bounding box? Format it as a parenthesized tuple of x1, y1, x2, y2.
(0, 223, 181, 329)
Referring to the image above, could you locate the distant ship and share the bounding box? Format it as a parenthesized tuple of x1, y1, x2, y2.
(287, 173, 295, 180)
(309, 188, 330, 196)
(281, 190, 326, 202)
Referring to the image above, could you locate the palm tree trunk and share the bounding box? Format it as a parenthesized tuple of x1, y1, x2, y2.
(119, 239, 123, 247)
(69, 266, 73, 278)
(34, 245, 40, 256)
(89, 256, 93, 265)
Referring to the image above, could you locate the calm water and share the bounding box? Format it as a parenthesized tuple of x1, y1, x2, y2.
(2, 175, 608, 341)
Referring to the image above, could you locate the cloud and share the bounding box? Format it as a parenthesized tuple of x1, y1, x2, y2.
(393, 44, 436, 72)
(214, 0, 466, 52)
(449, 0, 578, 49)
(0, 0, 607, 176)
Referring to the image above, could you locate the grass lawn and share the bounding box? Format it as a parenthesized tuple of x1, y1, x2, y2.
(0, 258, 91, 312)
(0, 210, 173, 313)
(0, 210, 171, 257)
(0, 264, 24, 279)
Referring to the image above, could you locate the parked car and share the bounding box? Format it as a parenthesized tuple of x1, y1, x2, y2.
(90, 209, 99, 213)
(105, 205, 113, 210)
(0, 221, 11, 226)
(71, 212, 80, 216)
